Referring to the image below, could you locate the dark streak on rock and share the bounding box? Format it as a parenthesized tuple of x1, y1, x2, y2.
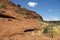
(24, 29, 36, 32)
(0, 13, 22, 21)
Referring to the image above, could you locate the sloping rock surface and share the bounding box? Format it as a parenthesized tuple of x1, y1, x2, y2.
(0, 0, 60, 40)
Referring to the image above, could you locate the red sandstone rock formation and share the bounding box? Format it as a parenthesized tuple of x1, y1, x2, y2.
(0, 0, 60, 40)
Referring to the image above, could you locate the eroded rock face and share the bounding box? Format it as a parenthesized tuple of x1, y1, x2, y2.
(0, 0, 60, 40)
(0, 0, 44, 40)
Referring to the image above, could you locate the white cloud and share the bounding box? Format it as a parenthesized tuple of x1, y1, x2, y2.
(43, 18, 49, 21)
(44, 16, 59, 21)
(48, 9, 52, 12)
(28, 2, 37, 7)
(50, 16, 59, 21)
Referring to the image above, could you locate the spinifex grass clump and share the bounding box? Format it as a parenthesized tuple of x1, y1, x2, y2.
(43, 23, 60, 38)
(52, 27, 59, 36)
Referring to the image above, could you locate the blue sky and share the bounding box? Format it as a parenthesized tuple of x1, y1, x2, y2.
(11, 0, 60, 21)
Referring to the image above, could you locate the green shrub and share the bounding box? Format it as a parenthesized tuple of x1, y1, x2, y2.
(43, 25, 59, 38)
(0, 3, 7, 9)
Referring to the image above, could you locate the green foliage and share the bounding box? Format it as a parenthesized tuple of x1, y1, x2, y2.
(15, 9, 24, 14)
(53, 22, 60, 26)
(0, 3, 7, 9)
(43, 24, 60, 38)
(49, 22, 60, 26)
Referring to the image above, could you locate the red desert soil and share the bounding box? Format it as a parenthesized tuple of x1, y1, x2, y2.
(0, 0, 60, 40)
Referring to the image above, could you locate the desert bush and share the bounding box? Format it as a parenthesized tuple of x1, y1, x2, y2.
(0, 3, 7, 9)
(15, 9, 24, 14)
(43, 25, 59, 38)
